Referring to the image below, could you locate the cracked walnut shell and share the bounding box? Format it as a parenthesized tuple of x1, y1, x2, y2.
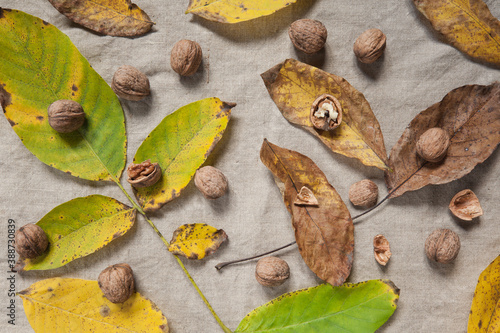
(170, 40, 202, 76)
(425, 229, 460, 264)
(353, 28, 386, 64)
(15, 223, 48, 259)
(449, 189, 483, 221)
(289, 19, 327, 54)
(127, 160, 161, 188)
(111, 65, 150, 101)
(310, 94, 342, 131)
(255, 256, 290, 287)
(98, 263, 135, 303)
(373, 234, 391, 266)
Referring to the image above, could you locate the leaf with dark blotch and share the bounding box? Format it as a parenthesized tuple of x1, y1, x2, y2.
(47, 0, 154, 37)
(385, 83, 500, 198)
(413, 0, 500, 66)
(168, 224, 227, 260)
(261, 59, 389, 170)
(260, 139, 354, 286)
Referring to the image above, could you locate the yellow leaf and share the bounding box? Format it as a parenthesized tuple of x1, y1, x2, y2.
(413, 0, 500, 66)
(48, 0, 154, 37)
(261, 59, 389, 170)
(168, 223, 228, 260)
(186, 0, 298, 23)
(468, 255, 500, 332)
(19, 278, 169, 332)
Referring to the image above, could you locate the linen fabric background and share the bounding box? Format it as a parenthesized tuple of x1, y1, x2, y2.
(0, 0, 499, 332)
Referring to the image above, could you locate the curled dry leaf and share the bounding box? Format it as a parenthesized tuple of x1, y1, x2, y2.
(449, 189, 483, 221)
(373, 234, 391, 266)
(261, 59, 389, 170)
(47, 0, 154, 37)
(260, 139, 354, 286)
(168, 224, 228, 260)
(385, 83, 500, 198)
(413, 0, 500, 66)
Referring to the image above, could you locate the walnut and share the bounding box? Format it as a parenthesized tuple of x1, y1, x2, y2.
(98, 263, 135, 303)
(47, 99, 85, 133)
(111, 65, 150, 101)
(170, 40, 203, 76)
(255, 256, 290, 287)
(425, 229, 460, 264)
(353, 28, 386, 64)
(194, 166, 228, 199)
(373, 234, 391, 266)
(416, 127, 450, 163)
(127, 160, 162, 188)
(348, 179, 378, 208)
(289, 19, 327, 54)
(15, 223, 49, 259)
(294, 186, 319, 206)
(310, 94, 343, 131)
(449, 189, 483, 221)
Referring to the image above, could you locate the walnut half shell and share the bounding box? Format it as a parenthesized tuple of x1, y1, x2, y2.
(127, 160, 161, 188)
(373, 234, 391, 266)
(449, 189, 483, 221)
(310, 94, 343, 131)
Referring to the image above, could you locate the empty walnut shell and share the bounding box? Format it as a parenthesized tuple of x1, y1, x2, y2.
(310, 94, 343, 131)
(170, 40, 203, 76)
(294, 186, 319, 206)
(373, 234, 391, 266)
(449, 189, 483, 221)
(15, 223, 49, 259)
(98, 263, 135, 303)
(111, 65, 150, 101)
(289, 19, 327, 54)
(353, 28, 386, 64)
(127, 160, 161, 188)
(416, 128, 450, 163)
(349, 179, 378, 208)
(194, 166, 228, 199)
(255, 256, 290, 287)
(425, 229, 460, 264)
(48, 99, 85, 133)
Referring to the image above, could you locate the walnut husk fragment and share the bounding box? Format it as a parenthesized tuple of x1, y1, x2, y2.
(255, 256, 290, 287)
(310, 94, 343, 131)
(111, 65, 150, 101)
(416, 127, 450, 163)
(449, 189, 483, 221)
(425, 229, 460, 264)
(127, 160, 161, 188)
(373, 234, 391, 266)
(14, 223, 48, 259)
(98, 263, 135, 303)
(294, 186, 319, 206)
(289, 19, 327, 54)
(170, 40, 203, 76)
(353, 28, 386, 64)
(47, 99, 85, 133)
(194, 166, 228, 199)
(349, 179, 378, 208)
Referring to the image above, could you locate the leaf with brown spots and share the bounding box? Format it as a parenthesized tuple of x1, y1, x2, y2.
(260, 139, 354, 286)
(262, 59, 389, 170)
(186, 0, 298, 23)
(385, 83, 500, 198)
(413, 0, 500, 66)
(47, 0, 154, 37)
(20, 278, 169, 332)
(15, 195, 136, 271)
(133, 98, 235, 212)
(168, 223, 227, 260)
(468, 255, 500, 332)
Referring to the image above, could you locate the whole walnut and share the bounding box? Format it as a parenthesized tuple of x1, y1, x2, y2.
(127, 160, 162, 188)
(111, 65, 150, 101)
(353, 28, 386, 64)
(348, 179, 378, 208)
(416, 127, 450, 163)
(170, 40, 202, 76)
(15, 223, 48, 259)
(289, 19, 327, 54)
(47, 99, 85, 133)
(255, 256, 290, 287)
(98, 263, 135, 303)
(194, 166, 228, 199)
(425, 229, 460, 264)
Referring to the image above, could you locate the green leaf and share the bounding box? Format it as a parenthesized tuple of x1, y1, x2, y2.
(0, 9, 126, 181)
(133, 97, 234, 212)
(15, 195, 136, 271)
(236, 280, 400, 333)
(168, 223, 228, 260)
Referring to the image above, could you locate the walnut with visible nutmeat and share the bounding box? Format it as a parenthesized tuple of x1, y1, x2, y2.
(127, 160, 161, 188)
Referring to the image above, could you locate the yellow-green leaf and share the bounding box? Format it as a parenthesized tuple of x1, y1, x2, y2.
(15, 195, 136, 272)
(261, 59, 389, 170)
(0, 9, 126, 181)
(133, 98, 234, 212)
(19, 278, 169, 332)
(186, 0, 298, 23)
(413, 0, 500, 66)
(48, 0, 154, 37)
(468, 255, 500, 332)
(168, 223, 228, 260)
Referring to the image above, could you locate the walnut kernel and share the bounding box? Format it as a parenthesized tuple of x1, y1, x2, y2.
(14, 223, 49, 259)
(127, 160, 161, 188)
(353, 28, 386, 64)
(289, 19, 327, 54)
(425, 229, 460, 264)
(98, 263, 135, 303)
(310, 94, 343, 131)
(170, 40, 202, 76)
(47, 100, 85, 133)
(416, 127, 450, 163)
(255, 256, 290, 287)
(449, 189, 483, 221)
(349, 179, 378, 208)
(194, 166, 228, 199)
(111, 65, 150, 101)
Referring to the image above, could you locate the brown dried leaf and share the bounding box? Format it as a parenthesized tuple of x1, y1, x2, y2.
(261, 59, 389, 170)
(260, 139, 354, 286)
(385, 83, 500, 198)
(47, 0, 154, 37)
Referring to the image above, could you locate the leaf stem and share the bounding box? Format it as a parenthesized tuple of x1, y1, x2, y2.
(112, 176, 232, 333)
